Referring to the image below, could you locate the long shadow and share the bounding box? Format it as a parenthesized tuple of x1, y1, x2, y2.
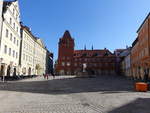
(0, 75, 135, 95)
(107, 98, 150, 113)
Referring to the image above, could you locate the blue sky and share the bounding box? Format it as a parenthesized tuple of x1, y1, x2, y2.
(19, 0, 150, 60)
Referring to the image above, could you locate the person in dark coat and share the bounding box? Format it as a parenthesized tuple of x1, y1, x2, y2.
(144, 68, 149, 83)
(13, 68, 16, 76)
(7, 65, 11, 76)
(50, 69, 55, 79)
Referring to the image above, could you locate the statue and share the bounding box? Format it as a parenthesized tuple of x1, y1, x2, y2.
(83, 63, 87, 72)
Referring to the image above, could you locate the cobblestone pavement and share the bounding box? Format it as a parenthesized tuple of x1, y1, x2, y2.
(0, 75, 150, 113)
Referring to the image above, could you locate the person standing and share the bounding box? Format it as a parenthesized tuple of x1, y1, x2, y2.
(13, 68, 16, 76)
(144, 68, 149, 83)
(43, 73, 46, 79)
(0, 65, 4, 81)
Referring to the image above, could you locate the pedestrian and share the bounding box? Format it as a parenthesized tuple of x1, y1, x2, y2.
(13, 68, 16, 76)
(144, 68, 149, 83)
(51, 69, 55, 79)
(46, 73, 49, 80)
(43, 73, 46, 79)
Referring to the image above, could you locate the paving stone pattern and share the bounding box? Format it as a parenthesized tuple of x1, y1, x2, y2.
(0, 75, 150, 113)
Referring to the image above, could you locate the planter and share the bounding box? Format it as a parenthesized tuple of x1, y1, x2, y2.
(135, 82, 148, 92)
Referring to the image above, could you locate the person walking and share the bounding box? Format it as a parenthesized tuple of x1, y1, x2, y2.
(43, 73, 46, 79)
(43, 73, 49, 80)
(46, 73, 49, 80)
(50, 69, 55, 79)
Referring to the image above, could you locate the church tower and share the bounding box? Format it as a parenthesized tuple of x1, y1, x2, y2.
(56, 30, 75, 75)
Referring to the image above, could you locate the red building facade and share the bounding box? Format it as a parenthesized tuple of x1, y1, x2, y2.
(131, 13, 150, 79)
(55, 31, 116, 75)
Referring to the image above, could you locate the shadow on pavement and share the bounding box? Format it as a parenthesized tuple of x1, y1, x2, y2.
(0, 75, 135, 95)
(107, 98, 150, 113)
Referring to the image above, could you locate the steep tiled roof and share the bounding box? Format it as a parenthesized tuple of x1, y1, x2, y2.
(74, 49, 114, 58)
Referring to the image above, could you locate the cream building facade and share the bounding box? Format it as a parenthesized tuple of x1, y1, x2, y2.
(119, 48, 131, 77)
(0, 1, 3, 41)
(0, 0, 47, 77)
(20, 25, 36, 75)
(0, 0, 21, 76)
(20, 25, 47, 76)
(34, 38, 46, 75)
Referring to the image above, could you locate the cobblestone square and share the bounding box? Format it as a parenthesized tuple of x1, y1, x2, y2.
(0, 75, 150, 113)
